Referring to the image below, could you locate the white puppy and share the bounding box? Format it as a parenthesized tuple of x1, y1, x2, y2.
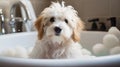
(30, 1, 85, 59)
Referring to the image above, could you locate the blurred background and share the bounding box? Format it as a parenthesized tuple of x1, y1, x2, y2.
(31, 0, 120, 31)
(0, 0, 120, 34)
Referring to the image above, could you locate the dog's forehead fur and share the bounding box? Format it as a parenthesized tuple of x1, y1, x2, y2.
(42, 2, 78, 16)
(40, 1, 81, 28)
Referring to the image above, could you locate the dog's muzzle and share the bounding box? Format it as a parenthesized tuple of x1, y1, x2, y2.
(54, 26, 62, 36)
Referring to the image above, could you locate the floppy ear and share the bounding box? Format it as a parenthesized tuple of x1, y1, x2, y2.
(72, 20, 84, 42)
(35, 16, 44, 40)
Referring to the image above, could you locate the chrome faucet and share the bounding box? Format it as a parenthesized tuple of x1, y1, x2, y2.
(9, 1, 32, 33)
(0, 9, 6, 34)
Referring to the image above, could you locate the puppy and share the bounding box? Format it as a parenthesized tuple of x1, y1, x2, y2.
(30, 1, 85, 59)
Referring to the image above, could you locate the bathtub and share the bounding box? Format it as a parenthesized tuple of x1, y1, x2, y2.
(0, 31, 120, 67)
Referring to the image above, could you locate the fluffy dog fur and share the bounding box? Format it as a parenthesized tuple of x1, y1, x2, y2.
(30, 2, 85, 59)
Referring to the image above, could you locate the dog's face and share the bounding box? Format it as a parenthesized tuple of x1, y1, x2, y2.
(35, 2, 84, 44)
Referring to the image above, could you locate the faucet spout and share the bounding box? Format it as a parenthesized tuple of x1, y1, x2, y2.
(9, 1, 34, 33)
(0, 9, 6, 34)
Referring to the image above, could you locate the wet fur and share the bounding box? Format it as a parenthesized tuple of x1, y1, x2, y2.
(30, 2, 84, 59)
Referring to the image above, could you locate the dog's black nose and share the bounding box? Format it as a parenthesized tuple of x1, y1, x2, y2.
(54, 27, 62, 35)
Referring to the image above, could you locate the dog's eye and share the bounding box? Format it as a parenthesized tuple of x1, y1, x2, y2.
(65, 19, 68, 24)
(50, 17, 55, 22)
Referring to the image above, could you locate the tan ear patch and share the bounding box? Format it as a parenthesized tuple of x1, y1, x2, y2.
(72, 20, 84, 42)
(35, 16, 44, 40)
(72, 29, 80, 42)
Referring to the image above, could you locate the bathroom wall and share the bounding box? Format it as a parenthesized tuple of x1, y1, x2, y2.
(30, 0, 51, 16)
(31, 0, 120, 30)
